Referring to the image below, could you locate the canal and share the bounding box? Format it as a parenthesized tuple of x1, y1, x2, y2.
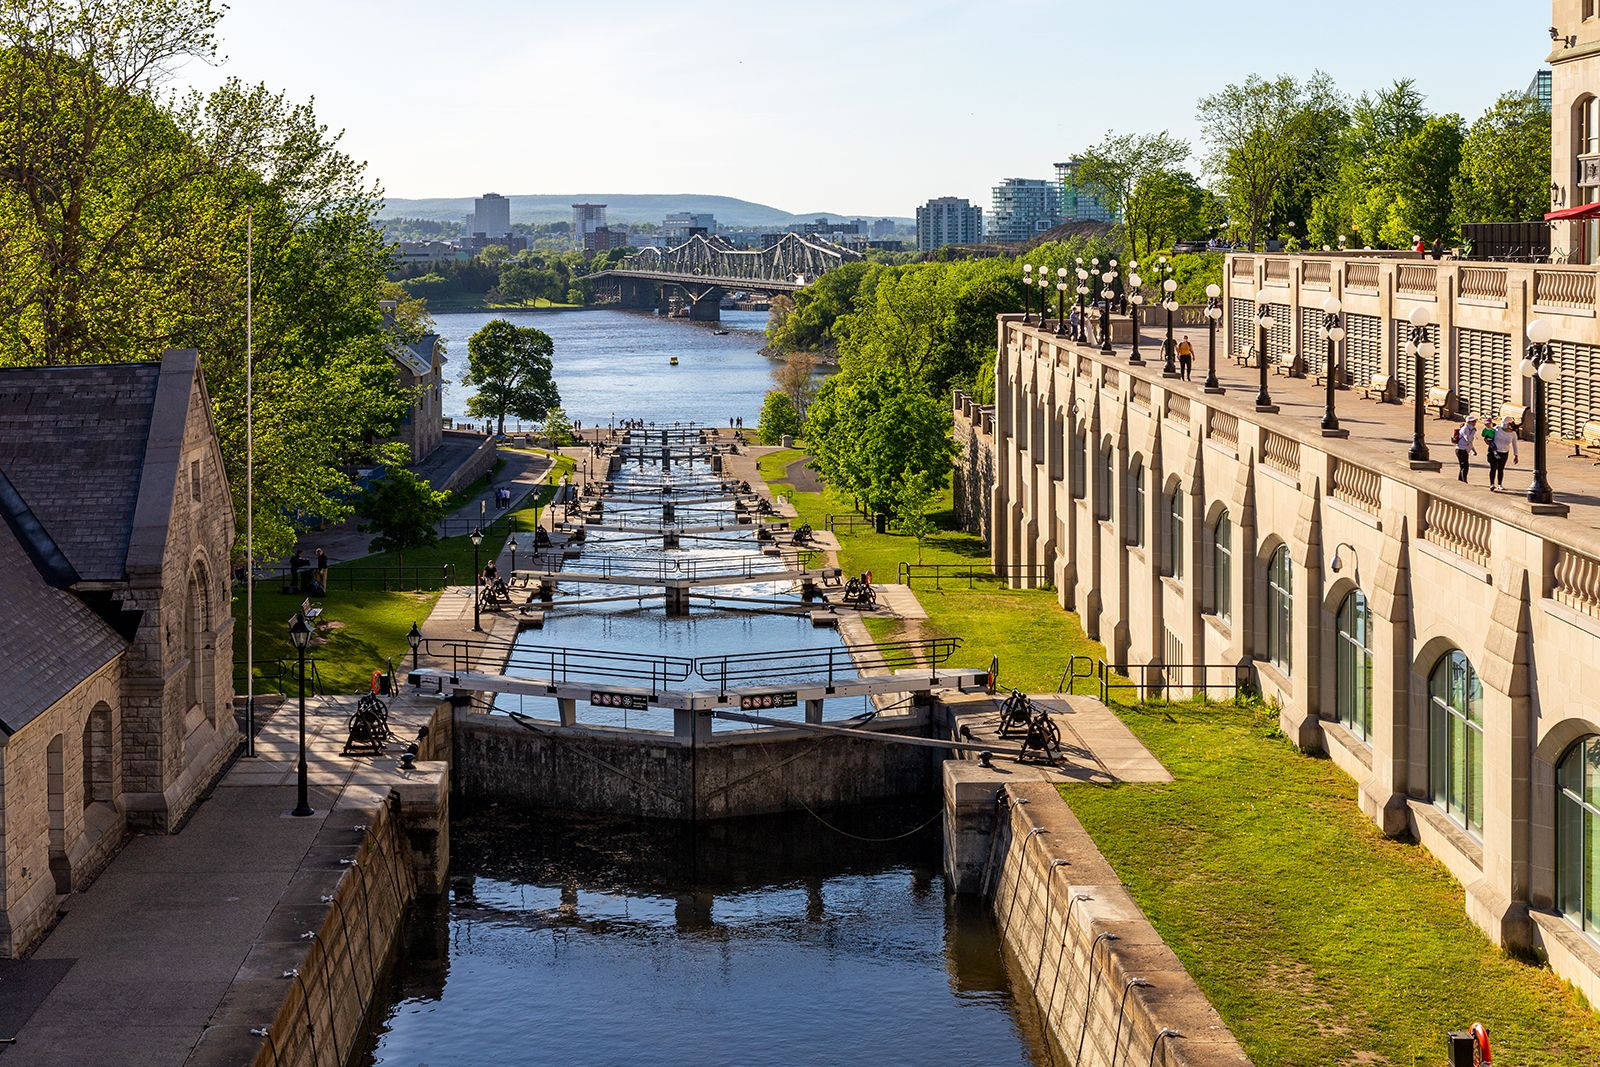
(432, 308, 776, 429)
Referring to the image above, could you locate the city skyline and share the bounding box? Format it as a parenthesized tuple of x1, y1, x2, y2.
(180, 0, 1539, 219)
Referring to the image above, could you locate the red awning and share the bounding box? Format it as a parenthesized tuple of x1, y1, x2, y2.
(1544, 202, 1600, 221)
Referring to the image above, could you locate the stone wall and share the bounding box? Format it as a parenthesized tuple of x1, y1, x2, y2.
(454, 709, 941, 820)
(992, 311, 1600, 1003)
(437, 430, 498, 494)
(962, 776, 1249, 1066)
(952, 390, 996, 540)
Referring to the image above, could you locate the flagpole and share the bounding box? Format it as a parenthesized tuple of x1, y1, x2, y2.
(245, 208, 256, 758)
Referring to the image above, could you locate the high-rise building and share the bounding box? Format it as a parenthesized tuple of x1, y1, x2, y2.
(870, 218, 896, 240)
(916, 197, 983, 251)
(572, 203, 607, 249)
(1054, 160, 1119, 224)
(472, 192, 512, 238)
(663, 212, 717, 243)
(989, 179, 1060, 244)
(1527, 68, 1553, 112)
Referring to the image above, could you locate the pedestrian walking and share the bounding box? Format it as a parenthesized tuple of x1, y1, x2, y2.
(1176, 337, 1195, 380)
(1486, 415, 1519, 491)
(1451, 415, 1479, 483)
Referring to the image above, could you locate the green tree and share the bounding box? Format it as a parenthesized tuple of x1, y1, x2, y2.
(1132, 169, 1210, 254)
(756, 390, 802, 444)
(354, 467, 449, 567)
(463, 319, 560, 435)
(1453, 93, 1552, 228)
(894, 470, 938, 562)
(541, 406, 573, 447)
(1073, 131, 1191, 255)
(1197, 72, 1342, 250)
(804, 363, 953, 515)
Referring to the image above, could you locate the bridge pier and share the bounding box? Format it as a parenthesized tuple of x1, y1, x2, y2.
(665, 582, 690, 617)
(685, 287, 723, 322)
(663, 530, 680, 549)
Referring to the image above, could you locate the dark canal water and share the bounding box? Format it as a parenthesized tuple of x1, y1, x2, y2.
(356, 804, 1052, 1066)
(431, 309, 775, 429)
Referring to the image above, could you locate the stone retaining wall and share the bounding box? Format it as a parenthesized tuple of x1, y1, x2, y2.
(436, 430, 497, 493)
(963, 776, 1250, 1066)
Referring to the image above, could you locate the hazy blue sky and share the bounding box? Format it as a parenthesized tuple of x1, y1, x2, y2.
(180, 0, 1545, 217)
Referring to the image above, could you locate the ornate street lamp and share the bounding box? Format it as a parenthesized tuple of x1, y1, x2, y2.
(1161, 275, 1180, 377)
(1521, 319, 1561, 505)
(470, 526, 484, 632)
(1021, 263, 1034, 323)
(508, 533, 519, 575)
(288, 612, 314, 818)
(1404, 304, 1437, 464)
(1319, 295, 1347, 435)
(1055, 268, 1069, 336)
(1098, 263, 1117, 354)
(1039, 269, 1052, 330)
(1253, 291, 1276, 410)
(1203, 284, 1223, 392)
(407, 620, 422, 673)
(1127, 267, 1145, 365)
(1075, 261, 1090, 343)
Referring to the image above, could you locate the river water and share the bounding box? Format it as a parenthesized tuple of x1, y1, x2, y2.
(356, 804, 1052, 1066)
(431, 309, 775, 429)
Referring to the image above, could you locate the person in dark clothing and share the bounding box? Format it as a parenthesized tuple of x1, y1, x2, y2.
(313, 548, 328, 596)
(289, 548, 310, 593)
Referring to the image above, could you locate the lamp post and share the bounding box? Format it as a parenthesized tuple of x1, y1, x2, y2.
(1039, 269, 1052, 329)
(1161, 274, 1180, 377)
(470, 526, 484, 632)
(288, 612, 314, 818)
(1098, 263, 1117, 354)
(1253, 291, 1276, 411)
(1127, 267, 1145, 365)
(1319, 296, 1347, 435)
(1203, 284, 1223, 392)
(1021, 263, 1034, 323)
(1522, 319, 1561, 505)
(508, 533, 519, 575)
(407, 620, 422, 673)
(1075, 259, 1089, 343)
(1405, 304, 1437, 465)
(1055, 268, 1069, 336)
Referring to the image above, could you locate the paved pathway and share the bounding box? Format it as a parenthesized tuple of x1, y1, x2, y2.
(945, 692, 1172, 786)
(1, 693, 439, 1067)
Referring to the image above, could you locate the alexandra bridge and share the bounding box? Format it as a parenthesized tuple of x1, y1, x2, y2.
(585, 232, 863, 320)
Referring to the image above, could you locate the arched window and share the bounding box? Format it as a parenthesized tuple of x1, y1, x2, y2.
(1428, 650, 1484, 835)
(1126, 459, 1144, 546)
(1558, 737, 1600, 937)
(1211, 512, 1232, 622)
(1166, 488, 1184, 579)
(1336, 591, 1373, 742)
(1070, 426, 1086, 499)
(1266, 546, 1292, 672)
(81, 703, 112, 807)
(1096, 445, 1113, 520)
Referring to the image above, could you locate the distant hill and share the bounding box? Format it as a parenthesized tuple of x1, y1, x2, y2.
(381, 193, 911, 228)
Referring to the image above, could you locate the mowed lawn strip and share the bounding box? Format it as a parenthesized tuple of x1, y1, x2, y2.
(1063, 702, 1600, 1066)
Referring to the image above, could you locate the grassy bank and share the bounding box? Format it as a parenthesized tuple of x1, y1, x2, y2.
(1064, 702, 1600, 1065)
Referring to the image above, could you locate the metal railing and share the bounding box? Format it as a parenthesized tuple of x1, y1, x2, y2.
(266, 564, 457, 593)
(419, 637, 693, 692)
(522, 551, 812, 581)
(237, 657, 325, 699)
(695, 636, 960, 694)
(825, 513, 879, 534)
(895, 561, 1053, 589)
(1058, 656, 1254, 704)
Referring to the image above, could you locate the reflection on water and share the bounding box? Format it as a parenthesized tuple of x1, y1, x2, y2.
(357, 804, 1051, 1067)
(432, 309, 774, 428)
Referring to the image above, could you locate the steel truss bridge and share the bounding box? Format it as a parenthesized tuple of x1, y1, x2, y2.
(584, 232, 864, 320)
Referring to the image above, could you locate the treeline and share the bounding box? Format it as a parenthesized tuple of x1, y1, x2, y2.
(0, 0, 420, 561)
(394, 247, 630, 308)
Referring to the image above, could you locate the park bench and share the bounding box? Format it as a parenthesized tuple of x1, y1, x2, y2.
(1496, 403, 1530, 441)
(1233, 345, 1258, 368)
(300, 597, 323, 626)
(1581, 419, 1600, 463)
(1359, 373, 1392, 402)
(1270, 352, 1298, 377)
(1426, 387, 1456, 419)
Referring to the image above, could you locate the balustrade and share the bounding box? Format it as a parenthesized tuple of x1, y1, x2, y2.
(1208, 410, 1238, 448)
(1130, 378, 1152, 408)
(1262, 432, 1300, 475)
(1345, 262, 1380, 290)
(1459, 266, 1507, 301)
(1330, 460, 1381, 514)
(1303, 260, 1331, 285)
(1396, 263, 1437, 295)
(1231, 257, 1254, 279)
(1533, 269, 1597, 309)
(1101, 365, 1120, 392)
(1553, 547, 1600, 617)
(1421, 496, 1491, 566)
(1165, 393, 1190, 424)
(1264, 258, 1291, 284)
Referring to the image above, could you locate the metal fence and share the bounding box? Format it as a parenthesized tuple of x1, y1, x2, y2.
(236, 657, 325, 699)
(418, 637, 694, 693)
(696, 636, 960, 694)
(1057, 656, 1254, 704)
(266, 564, 458, 593)
(825, 513, 880, 534)
(895, 562, 1052, 589)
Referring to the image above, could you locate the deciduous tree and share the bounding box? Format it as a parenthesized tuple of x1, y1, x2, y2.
(463, 319, 560, 435)
(1453, 93, 1552, 229)
(355, 467, 449, 568)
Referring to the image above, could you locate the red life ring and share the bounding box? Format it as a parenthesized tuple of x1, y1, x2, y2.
(1471, 1023, 1491, 1063)
(371, 670, 381, 695)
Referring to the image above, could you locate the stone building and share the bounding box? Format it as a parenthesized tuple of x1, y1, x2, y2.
(1550, 0, 1600, 261)
(383, 301, 446, 463)
(0, 350, 237, 956)
(952, 390, 996, 540)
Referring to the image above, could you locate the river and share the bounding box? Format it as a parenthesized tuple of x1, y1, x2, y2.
(431, 308, 775, 430)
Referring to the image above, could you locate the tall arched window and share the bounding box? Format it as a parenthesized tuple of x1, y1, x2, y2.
(1558, 737, 1600, 937)
(1428, 649, 1484, 835)
(1211, 512, 1232, 622)
(1126, 459, 1144, 546)
(1166, 488, 1184, 579)
(1336, 591, 1373, 742)
(1096, 444, 1113, 520)
(1266, 546, 1292, 672)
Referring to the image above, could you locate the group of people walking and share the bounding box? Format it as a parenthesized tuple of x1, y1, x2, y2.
(1450, 413, 1521, 490)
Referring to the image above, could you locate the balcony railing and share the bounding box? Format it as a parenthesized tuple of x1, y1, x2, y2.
(1303, 260, 1331, 285)
(1533, 268, 1596, 310)
(1264, 258, 1291, 284)
(1421, 495, 1491, 566)
(1165, 393, 1190, 424)
(1263, 432, 1301, 475)
(1130, 378, 1152, 408)
(1331, 459, 1382, 514)
(1208, 410, 1238, 448)
(1459, 266, 1507, 301)
(1396, 263, 1437, 295)
(1554, 546, 1600, 617)
(1231, 256, 1254, 279)
(1346, 262, 1380, 290)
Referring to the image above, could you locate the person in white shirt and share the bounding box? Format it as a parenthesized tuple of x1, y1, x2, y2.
(1486, 415, 1520, 491)
(1452, 415, 1479, 483)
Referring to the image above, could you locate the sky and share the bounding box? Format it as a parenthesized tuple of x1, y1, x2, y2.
(177, 0, 1545, 219)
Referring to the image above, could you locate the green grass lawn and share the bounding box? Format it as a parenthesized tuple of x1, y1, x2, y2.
(1064, 702, 1600, 1065)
